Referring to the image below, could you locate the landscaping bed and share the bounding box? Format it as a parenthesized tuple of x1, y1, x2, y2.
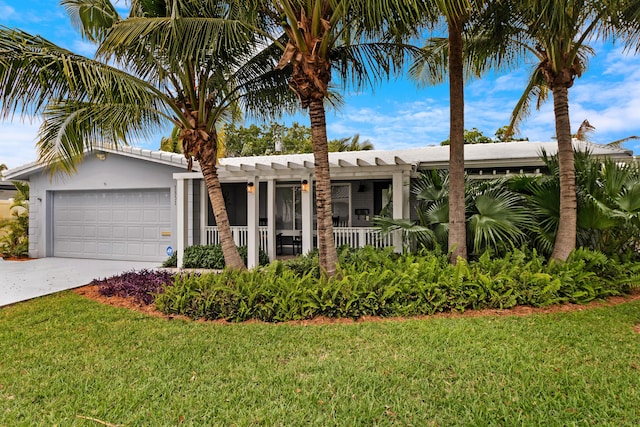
(83, 247, 640, 323)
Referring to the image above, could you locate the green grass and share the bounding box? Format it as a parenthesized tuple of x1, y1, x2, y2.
(1, 292, 639, 426)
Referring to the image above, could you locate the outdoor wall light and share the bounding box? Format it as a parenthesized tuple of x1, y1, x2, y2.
(301, 179, 310, 192)
(247, 181, 255, 193)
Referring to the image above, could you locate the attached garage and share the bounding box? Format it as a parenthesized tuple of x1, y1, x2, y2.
(52, 189, 171, 261)
(5, 146, 191, 262)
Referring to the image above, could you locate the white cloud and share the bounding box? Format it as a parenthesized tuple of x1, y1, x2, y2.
(0, 121, 40, 169)
(0, 2, 15, 19)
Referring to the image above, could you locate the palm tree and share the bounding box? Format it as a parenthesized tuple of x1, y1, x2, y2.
(493, 0, 640, 261)
(525, 150, 640, 259)
(245, 0, 427, 277)
(159, 126, 183, 154)
(410, 0, 483, 263)
(0, 0, 295, 269)
(328, 134, 374, 152)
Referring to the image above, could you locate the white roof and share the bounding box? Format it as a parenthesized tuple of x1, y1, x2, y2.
(5, 139, 633, 181)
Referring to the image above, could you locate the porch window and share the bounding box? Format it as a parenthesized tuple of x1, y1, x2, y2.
(275, 183, 352, 231)
(276, 185, 302, 231)
(331, 183, 351, 227)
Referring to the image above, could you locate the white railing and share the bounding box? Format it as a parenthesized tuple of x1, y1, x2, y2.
(333, 227, 394, 248)
(205, 226, 393, 250)
(206, 226, 269, 249)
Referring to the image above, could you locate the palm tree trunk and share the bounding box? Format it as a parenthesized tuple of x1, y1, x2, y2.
(308, 98, 338, 277)
(189, 130, 246, 270)
(550, 85, 577, 261)
(447, 17, 467, 263)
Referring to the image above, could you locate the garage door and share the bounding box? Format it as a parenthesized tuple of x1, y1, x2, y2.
(53, 189, 172, 261)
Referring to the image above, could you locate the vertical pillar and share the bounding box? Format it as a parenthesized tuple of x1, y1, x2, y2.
(301, 175, 314, 254)
(267, 179, 277, 261)
(247, 177, 260, 269)
(187, 179, 194, 246)
(176, 177, 188, 268)
(392, 171, 409, 253)
(199, 180, 207, 245)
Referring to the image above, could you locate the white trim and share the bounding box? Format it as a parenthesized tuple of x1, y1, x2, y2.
(267, 179, 276, 261)
(176, 178, 188, 268)
(199, 180, 206, 245)
(301, 175, 313, 254)
(247, 177, 260, 269)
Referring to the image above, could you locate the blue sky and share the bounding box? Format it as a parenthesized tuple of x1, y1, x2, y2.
(2, 0, 640, 169)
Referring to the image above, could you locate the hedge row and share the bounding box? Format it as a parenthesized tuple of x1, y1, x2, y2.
(153, 247, 640, 322)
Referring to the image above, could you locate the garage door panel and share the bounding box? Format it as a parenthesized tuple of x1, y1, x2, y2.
(53, 189, 171, 261)
(143, 227, 158, 239)
(127, 226, 142, 239)
(83, 226, 97, 238)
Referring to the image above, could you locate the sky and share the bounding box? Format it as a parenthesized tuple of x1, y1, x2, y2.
(2, 0, 640, 170)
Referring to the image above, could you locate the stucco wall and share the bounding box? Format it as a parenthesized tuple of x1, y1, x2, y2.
(25, 152, 185, 259)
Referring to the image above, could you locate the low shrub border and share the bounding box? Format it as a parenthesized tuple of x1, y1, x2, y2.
(162, 244, 270, 269)
(150, 247, 640, 322)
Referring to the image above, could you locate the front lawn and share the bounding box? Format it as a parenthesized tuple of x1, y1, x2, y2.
(1, 292, 639, 426)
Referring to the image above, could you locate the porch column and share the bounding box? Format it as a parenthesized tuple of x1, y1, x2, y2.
(199, 180, 207, 245)
(301, 174, 314, 254)
(176, 177, 189, 268)
(247, 177, 260, 269)
(392, 170, 410, 252)
(187, 179, 194, 246)
(267, 179, 277, 261)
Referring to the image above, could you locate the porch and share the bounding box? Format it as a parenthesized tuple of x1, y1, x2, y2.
(174, 150, 415, 268)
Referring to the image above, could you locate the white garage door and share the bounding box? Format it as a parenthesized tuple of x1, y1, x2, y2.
(53, 189, 172, 261)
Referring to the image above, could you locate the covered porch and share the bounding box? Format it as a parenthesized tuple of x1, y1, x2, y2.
(174, 150, 415, 268)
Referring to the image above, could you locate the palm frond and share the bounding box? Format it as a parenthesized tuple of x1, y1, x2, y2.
(37, 100, 166, 174)
(508, 67, 547, 135)
(331, 42, 422, 92)
(0, 27, 167, 120)
(62, 0, 121, 44)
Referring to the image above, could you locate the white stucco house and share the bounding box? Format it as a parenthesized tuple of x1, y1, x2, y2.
(5, 140, 633, 267)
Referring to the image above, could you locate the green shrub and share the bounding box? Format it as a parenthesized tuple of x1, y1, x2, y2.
(161, 244, 270, 269)
(154, 247, 639, 322)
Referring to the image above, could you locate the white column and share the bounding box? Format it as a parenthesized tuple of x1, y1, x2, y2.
(199, 180, 207, 245)
(247, 177, 260, 269)
(301, 175, 314, 254)
(267, 179, 277, 261)
(176, 178, 189, 268)
(187, 179, 194, 246)
(392, 171, 409, 253)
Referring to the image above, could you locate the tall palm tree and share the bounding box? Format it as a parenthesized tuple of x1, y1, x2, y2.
(491, 0, 640, 261)
(0, 0, 295, 269)
(244, 0, 427, 277)
(410, 0, 482, 263)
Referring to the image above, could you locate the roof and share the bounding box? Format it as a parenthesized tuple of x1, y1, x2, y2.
(4, 145, 193, 181)
(5, 139, 633, 181)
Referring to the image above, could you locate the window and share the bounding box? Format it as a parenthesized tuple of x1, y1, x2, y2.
(331, 184, 351, 227)
(275, 183, 352, 231)
(276, 185, 302, 231)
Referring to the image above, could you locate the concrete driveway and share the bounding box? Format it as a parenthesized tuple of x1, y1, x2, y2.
(0, 257, 160, 307)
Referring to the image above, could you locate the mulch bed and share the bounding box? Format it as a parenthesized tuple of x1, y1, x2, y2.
(73, 284, 640, 327)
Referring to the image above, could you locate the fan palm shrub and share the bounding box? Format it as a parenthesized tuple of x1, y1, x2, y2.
(376, 170, 532, 257)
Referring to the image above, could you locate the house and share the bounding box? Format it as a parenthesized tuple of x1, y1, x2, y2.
(0, 180, 18, 224)
(5, 140, 633, 267)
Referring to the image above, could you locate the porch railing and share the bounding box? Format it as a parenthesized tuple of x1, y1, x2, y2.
(205, 226, 393, 250)
(206, 226, 269, 249)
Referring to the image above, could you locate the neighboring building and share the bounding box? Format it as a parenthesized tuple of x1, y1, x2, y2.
(5, 140, 632, 266)
(0, 181, 18, 223)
